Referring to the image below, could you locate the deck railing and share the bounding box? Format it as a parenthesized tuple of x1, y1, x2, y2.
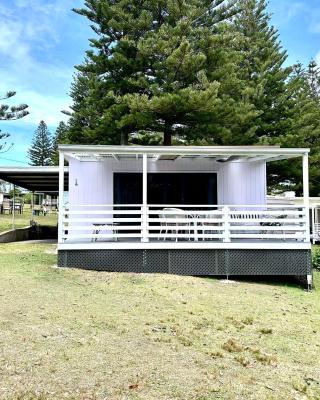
(60, 204, 310, 243)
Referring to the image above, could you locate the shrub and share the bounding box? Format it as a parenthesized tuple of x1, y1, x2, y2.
(312, 247, 320, 270)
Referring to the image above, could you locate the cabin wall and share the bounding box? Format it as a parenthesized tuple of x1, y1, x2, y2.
(68, 158, 266, 206)
(219, 162, 266, 205)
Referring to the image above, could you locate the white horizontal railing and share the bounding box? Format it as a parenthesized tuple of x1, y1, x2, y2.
(59, 204, 310, 244)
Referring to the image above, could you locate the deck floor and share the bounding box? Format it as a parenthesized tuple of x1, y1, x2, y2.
(58, 237, 310, 250)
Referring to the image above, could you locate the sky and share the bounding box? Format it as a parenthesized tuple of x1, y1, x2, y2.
(0, 0, 320, 166)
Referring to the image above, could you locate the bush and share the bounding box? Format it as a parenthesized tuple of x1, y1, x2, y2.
(312, 247, 320, 270)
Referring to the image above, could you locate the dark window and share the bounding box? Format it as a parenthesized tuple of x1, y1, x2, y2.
(114, 173, 217, 206)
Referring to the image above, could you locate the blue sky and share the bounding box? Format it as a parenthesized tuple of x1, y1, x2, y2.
(0, 0, 319, 166)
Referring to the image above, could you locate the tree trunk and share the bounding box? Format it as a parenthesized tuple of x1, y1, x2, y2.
(120, 132, 128, 145)
(163, 120, 171, 146)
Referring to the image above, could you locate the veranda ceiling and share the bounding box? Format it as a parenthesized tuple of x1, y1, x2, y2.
(0, 166, 69, 194)
(60, 145, 309, 163)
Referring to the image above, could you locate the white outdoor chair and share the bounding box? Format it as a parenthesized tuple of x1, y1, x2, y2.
(200, 213, 223, 241)
(158, 208, 190, 241)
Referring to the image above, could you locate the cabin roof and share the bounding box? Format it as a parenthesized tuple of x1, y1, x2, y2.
(59, 144, 309, 163)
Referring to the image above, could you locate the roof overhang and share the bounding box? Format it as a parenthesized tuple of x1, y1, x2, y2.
(59, 145, 309, 163)
(0, 166, 69, 194)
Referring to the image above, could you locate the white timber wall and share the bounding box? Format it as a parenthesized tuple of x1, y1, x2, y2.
(67, 158, 267, 206)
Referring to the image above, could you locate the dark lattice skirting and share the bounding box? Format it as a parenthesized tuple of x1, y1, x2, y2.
(58, 249, 312, 276)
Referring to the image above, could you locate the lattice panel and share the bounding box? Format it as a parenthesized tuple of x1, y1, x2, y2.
(143, 250, 169, 273)
(58, 250, 144, 272)
(58, 249, 312, 276)
(227, 250, 311, 276)
(169, 250, 227, 275)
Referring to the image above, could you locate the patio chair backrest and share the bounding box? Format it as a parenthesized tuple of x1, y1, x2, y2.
(162, 207, 184, 220)
(230, 213, 261, 220)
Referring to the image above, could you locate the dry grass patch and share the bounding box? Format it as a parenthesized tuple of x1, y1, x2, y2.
(0, 242, 319, 399)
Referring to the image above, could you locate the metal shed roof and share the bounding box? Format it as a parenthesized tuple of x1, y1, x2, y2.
(0, 166, 69, 194)
(59, 145, 309, 163)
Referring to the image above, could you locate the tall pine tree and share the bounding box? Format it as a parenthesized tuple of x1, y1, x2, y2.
(267, 63, 320, 196)
(52, 121, 68, 165)
(67, 0, 240, 146)
(307, 60, 320, 99)
(28, 121, 53, 166)
(234, 0, 292, 141)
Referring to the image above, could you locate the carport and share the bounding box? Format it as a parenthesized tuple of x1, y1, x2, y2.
(0, 166, 68, 229)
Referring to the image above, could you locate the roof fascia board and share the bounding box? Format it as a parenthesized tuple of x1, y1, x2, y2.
(60, 145, 309, 158)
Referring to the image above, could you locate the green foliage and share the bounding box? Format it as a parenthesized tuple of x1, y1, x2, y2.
(64, 0, 320, 196)
(234, 0, 292, 140)
(27, 121, 53, 166)
(266, 62, 320, 196)
(67, 0, 241, 145)
(52, 121, 68, 165)
(0, 129, 11, 153)
(312, 247, 320, 271)
(22, 192, 32, 204)
(0, 91, 28, 153)
(0, 91, 29, 121)
(8, 187, 22, 198)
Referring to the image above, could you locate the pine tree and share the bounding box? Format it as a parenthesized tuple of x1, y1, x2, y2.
(0, 90, 28, 152)
(234, 0, 292, 141)
(67, 0, 241, 146)
(266, 63, 320, 196)
(307, 60, 320, 99)
(52, 121, 68, 165)
(27, 121, 53, 166)
(0, 130, 11, 153)
(0, 91, 29, 121)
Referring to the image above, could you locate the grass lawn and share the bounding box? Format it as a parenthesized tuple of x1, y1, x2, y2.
(0, 207, 57, 233)
(0, 242, 319, 400)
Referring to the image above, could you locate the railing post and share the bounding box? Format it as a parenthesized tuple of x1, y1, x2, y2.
(303, 152, 310, 243)
(142, 153, 149, 242)
(142, 205, 149, 243)
(58, 151, 64, 243)
(223, 206, 231, 242)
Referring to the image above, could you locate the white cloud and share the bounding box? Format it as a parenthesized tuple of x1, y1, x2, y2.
(17, 91, 70, 126)
(0, 75, 70, 126)
(0, 20, 30, 61)
(315, 51, 320, 65)
(270, 1, 306, 25)
(0, 1, 80, 126)
(0, 0, 90, 164)
(309, 19, 320, 34)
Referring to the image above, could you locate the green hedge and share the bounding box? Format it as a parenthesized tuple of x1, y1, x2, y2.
(312, 246, 320, 270)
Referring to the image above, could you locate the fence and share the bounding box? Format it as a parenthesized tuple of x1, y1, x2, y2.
(59, 204, 309, 244)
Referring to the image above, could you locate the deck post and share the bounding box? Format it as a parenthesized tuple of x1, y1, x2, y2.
(311, 206, 316, 244)
(303, 152, 310, 243)
(31, 191, 34, 217)
(142, 153, 148, 242)
(58, 151, 64, 243)
(12, 184, 15, 230)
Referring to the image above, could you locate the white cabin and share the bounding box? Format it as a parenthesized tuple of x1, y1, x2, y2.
(57, 145, 312, 283)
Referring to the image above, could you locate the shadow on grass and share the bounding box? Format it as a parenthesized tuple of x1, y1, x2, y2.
(200, 275, 308, 290)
